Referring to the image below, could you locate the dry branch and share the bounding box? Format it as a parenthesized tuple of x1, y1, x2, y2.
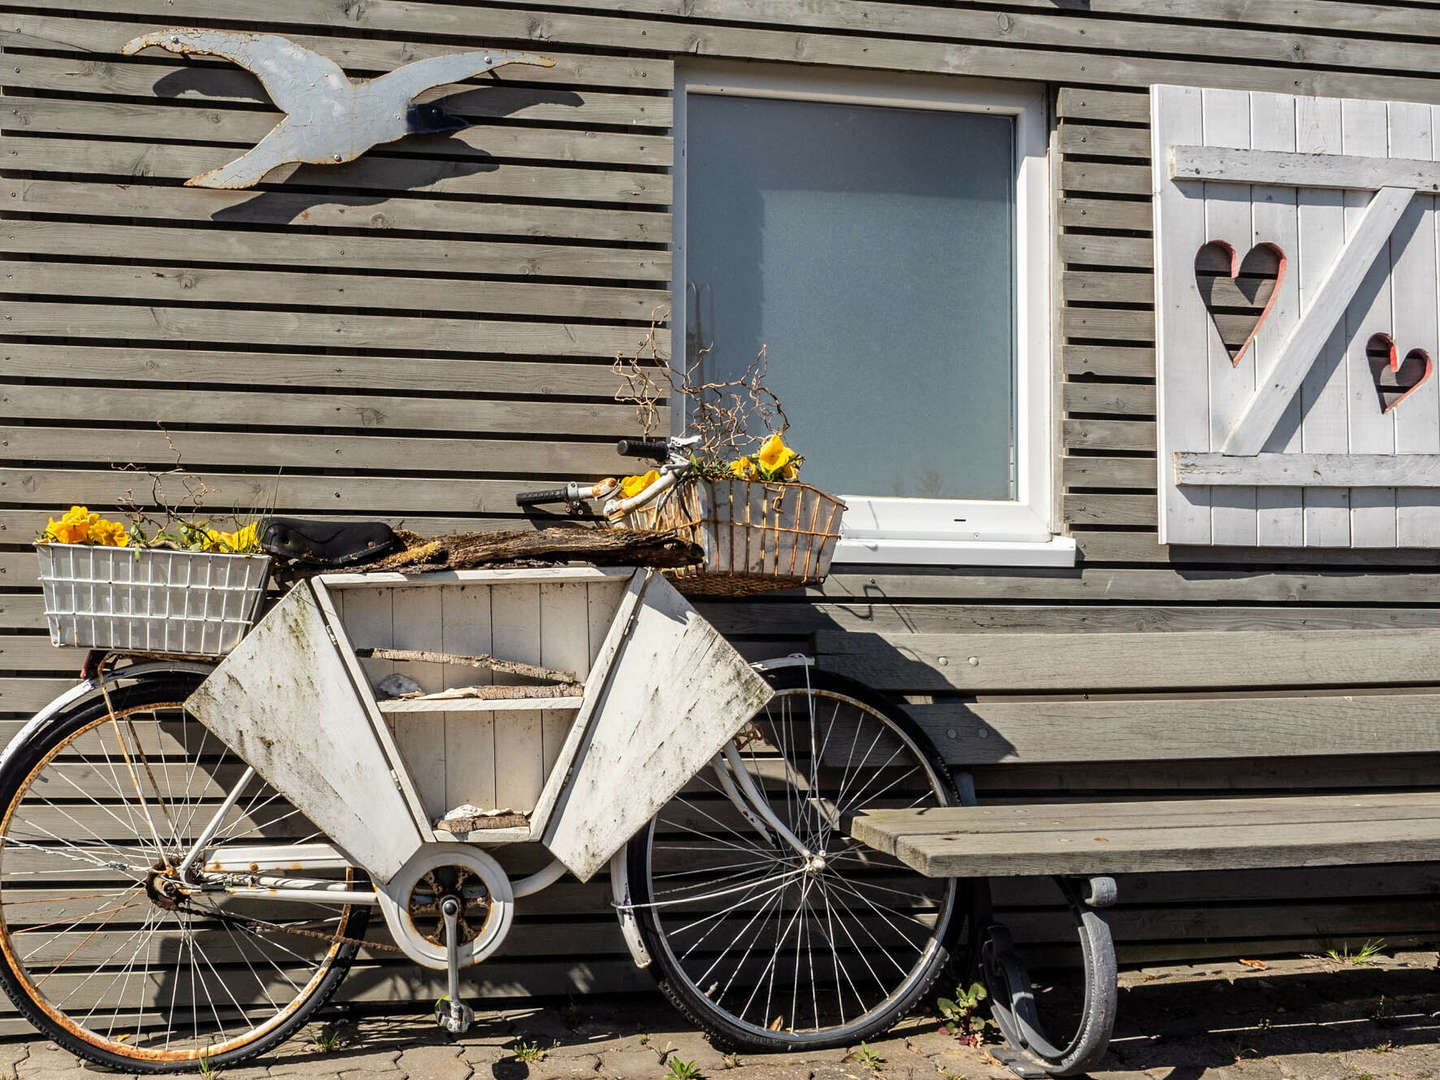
(365, 526, 701, 574)
(356, 647, 576, 685)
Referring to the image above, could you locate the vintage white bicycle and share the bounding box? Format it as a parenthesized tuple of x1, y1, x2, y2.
(0, 438, 961, 1071)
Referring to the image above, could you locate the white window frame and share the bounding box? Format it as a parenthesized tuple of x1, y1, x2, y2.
(674, 62, 1072, 568)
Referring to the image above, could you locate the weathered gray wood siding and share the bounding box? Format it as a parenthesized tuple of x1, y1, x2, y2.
(5, 0, 1440, 1032)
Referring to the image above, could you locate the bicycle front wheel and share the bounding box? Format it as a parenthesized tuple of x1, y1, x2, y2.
(0, 673, 368, 1072)
(627, 665, 962, 1051)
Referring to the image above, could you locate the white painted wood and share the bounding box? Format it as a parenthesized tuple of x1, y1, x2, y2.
(1223, 184, 1413, 457)
(318, 567, 636, 589)
(389, 586, 448, 823)
(491, 584, 544, 814)
(542, 572, 774, 882)
(1177, 452, 1440, 485)
(186, 584, 427, 883)
(1394, 104, 1440, 544)
(1153, 84, 1211, 544)
(1296, 95, 1352, 546)
(1251, 92, 1305, 546)
(1171, 145, 1440, 191)
(378, 698, 585, 713)
(1204, 88, 1258, 545)
(540, 581, 592, 779)
(1342, 100, 1399, 547)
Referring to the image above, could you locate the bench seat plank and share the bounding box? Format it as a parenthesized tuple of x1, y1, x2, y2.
(850, 793, 1440, 877)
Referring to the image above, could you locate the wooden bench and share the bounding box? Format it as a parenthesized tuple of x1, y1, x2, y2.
(817, 628, 1440, 1079)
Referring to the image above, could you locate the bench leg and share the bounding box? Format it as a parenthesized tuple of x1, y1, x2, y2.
(980, 876, 1118, 1078)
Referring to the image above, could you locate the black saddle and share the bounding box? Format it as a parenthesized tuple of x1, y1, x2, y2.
(261, 518, 399, 568)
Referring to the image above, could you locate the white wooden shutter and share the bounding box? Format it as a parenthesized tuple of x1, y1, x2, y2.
(1152, 84, 1440, 547)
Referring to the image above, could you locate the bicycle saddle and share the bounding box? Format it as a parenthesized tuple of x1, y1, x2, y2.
(261, 517, 399, 568)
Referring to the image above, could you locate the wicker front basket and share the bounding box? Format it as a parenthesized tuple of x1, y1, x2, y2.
(622, 477, 846, 597)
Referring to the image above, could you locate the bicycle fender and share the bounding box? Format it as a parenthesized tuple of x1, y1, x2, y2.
(609, 848, 652, 969)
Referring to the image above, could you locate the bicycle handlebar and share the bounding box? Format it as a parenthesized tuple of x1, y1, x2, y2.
(515, 487, 572, 508)
(615, 438, 671, 461)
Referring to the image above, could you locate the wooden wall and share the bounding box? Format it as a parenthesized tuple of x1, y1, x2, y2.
(6, 0, 1440, 1032)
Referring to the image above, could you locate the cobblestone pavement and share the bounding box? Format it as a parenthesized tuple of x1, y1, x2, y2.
(3, 953, 1437, 1080)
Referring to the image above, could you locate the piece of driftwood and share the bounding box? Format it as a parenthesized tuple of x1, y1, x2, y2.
(435, 804, 529, 833)
(389, 683, 586, 701)
(356, 646, 576, 685)
(364, 526, 701, 574)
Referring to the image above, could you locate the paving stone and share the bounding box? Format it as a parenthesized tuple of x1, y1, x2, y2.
(396, 1043, 473, 1080)
(523, 1053, 602, 1078)
(593, 1047, 663, 1078)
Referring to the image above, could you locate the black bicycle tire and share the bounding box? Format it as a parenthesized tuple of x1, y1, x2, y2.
(626, 665, 965, 1053)
(0, 674, 368, 1073)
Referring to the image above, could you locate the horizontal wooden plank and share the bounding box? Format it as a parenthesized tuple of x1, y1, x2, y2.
(1176, 453, 1440, 487)
(0, 426, 623, 477)
(3, 261, 668, 323)
(912, 694, 1440, 764)
(1059, 123, 1150, 159)
(1064, 418, 1157, 451)
(0, 302, 663, 358)
(852, 797, 1440, 877)
(39, 0, 1440, 105)
(1060, 197, 1153, 233)
(1056, 87, 1150, 124)
(1060, 233, 1153, 270)
(1072, 527, 1440, 566)
(1174, 144, 1440, 192)
(3, 96, 673, 168)
(4, 179, 671, 249)
(0, 12, 675, 90)
(1061, 381, 1156, 416)
(1062, 345, 1155, 378)
(0, 345, 629, 397)
(0, 468, 613, 516)
(6, 53, 671, 128)
(1064, 492, 1157, 526)
(3, 135, 672, 205)
(1062, 455, 1156, 489)
(1061, 160, 1151, 196)
(813, 627, 1440, 692)
(1063, 306, 1157, 343)
(1063, 270, 1155, 305)
(0, 385, 645, 436)
(999, 0, 1440, 41)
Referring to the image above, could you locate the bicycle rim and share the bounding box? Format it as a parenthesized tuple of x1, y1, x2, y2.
(633, 674, 959, 1048)
(0, 685, 366, 1067)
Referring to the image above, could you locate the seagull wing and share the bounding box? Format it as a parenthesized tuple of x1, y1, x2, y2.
(184, 124, 298, 189)
(121, 28, 350, 117)
(370, 50, 556, 103)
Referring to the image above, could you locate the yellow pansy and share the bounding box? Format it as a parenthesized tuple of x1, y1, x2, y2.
(88, 519, 130, 547)
(755, 434, 800, 481)
(619, 470, 660, 499)
(728, 457, 755, 479)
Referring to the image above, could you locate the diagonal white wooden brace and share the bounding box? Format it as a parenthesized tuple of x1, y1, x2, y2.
(1222, 184, 1415, 456)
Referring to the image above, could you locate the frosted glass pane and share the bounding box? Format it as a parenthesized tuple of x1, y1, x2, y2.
(685, 94, 1016, 501)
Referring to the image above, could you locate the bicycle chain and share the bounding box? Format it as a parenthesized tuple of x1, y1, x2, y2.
(174, 898, 406, 953)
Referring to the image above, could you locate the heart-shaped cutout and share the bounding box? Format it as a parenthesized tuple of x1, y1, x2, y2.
(1366, 333, 1434, 414)
(1194, 240, 1287, 367)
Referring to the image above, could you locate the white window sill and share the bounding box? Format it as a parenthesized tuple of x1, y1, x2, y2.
(833, 535, 1078, 568)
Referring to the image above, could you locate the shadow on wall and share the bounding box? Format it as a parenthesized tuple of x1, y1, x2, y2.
(145, 67, 581, 224)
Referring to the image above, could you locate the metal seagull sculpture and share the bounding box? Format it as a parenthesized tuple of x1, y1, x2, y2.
(121, 28, 556, 189)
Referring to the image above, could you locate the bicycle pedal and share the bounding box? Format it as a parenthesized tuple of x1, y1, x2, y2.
(434, 995, 475, 1035)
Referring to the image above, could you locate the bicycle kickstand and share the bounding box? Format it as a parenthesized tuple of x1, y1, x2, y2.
(435, 895, 475, 1035)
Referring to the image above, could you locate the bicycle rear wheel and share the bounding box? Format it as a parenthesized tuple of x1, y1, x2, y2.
(626, 665, 962, 1051)
(0, 673, 368, 1071)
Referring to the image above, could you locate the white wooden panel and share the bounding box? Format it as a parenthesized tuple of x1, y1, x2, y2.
(441, 584, 495, 813)
(1296, 94, 1352, 546)
(1395, 104, 1440, 544)
(186, 585, 427, 883)
(1153, 84, 1210, 545)
(543, 573, 774, 882)
(1154, 84, 1440, 548)
(389, 586, 447, 822)
(1251, 92, 1304, 546)
(1343, 99, 1398, 547)
(1204, 88, 1258, 545)
(540, 581, 590, 778)
(1178, 452, 1440, 484)
(491, 584, 544, 814)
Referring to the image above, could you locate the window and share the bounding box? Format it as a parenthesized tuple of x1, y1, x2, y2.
(675, 65, 1071, 566)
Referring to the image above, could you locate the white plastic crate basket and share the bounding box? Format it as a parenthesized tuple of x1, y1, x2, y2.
(36, 544, 271, 656)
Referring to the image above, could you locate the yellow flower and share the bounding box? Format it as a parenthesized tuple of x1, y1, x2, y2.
(755, 434, 800, 481)
(44, 516, 85, 544)
(619, 470, 660, 499)
(728, 457, 755, 479)
(88, 519, 130, 547)
(231, 522, 259, 552)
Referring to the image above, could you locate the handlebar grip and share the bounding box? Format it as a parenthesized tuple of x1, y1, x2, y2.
(515, 488, 571, 508)
(616, 438, 670, 460)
